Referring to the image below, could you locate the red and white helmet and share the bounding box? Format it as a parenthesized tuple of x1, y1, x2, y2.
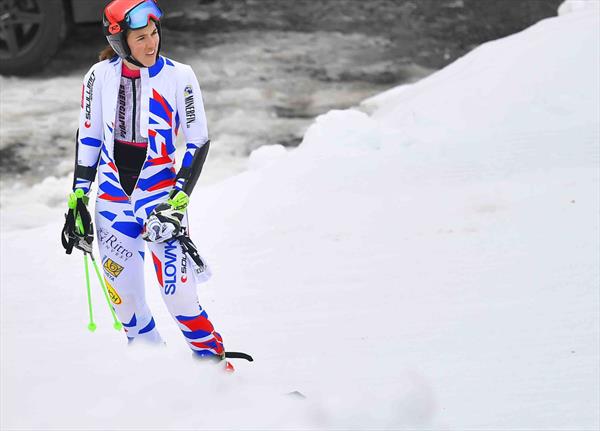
(102, 0, 163, 67)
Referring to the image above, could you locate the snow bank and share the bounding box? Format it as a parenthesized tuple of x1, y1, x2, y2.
(2, 6, 599, 431)
(247, 144, 288, 171)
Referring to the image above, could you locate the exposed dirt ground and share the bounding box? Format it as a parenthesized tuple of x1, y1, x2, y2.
(0, 0, 561, 183)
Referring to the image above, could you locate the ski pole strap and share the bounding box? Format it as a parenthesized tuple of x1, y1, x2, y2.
(74, 191, 92, 237)
(62, 210, 76, 254)
(177, 233, 206, 271)
(224, 351, 254, 362)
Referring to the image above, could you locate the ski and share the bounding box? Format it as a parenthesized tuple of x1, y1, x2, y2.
(224, 351, 254, 362)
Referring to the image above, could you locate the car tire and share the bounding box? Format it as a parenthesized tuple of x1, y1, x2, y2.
(0, 0, 66, 76)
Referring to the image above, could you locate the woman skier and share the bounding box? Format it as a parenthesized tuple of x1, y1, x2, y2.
(62, 0, 228, 365)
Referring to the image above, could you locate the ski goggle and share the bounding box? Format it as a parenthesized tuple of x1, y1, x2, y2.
(105, 0, 162, 35)
(126, 0, 162, 30)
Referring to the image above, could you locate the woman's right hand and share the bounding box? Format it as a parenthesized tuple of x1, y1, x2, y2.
(61, 189, 94, 254)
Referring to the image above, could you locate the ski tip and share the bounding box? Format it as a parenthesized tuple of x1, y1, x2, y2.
(224, 361, 235, 373)
(224, 351, 254, 362)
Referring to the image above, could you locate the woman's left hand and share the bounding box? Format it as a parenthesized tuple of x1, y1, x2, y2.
(141, 191, 189, 243)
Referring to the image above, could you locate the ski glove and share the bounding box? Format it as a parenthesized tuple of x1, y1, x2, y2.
(62, 189, 94, 254)
(142, 190, 189, 243)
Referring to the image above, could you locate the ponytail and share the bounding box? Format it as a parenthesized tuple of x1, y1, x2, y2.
(99, 45, 116, 61)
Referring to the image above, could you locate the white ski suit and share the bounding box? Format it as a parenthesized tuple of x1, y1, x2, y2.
(74, 55, 224, 356)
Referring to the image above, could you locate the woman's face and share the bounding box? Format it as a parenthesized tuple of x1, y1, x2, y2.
(126, 20, 160, 68)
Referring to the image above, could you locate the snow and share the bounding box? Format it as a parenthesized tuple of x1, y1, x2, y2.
(1, 5, 599, 430)
(247, 144, 288, 171)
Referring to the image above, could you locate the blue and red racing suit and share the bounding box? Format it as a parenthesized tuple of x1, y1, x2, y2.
(73, 55, 223, 357)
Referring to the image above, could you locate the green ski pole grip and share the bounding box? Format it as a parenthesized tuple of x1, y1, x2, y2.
(90, 256, 123, 331)
(84, 254, 96, 332)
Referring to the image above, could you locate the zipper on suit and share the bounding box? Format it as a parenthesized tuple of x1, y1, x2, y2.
(127, 77, 148, 202)
(130, 77, 137, 141)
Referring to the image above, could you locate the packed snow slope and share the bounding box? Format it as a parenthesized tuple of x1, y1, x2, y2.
(1, 4, 599, 430)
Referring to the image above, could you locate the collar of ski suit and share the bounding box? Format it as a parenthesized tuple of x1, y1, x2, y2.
(110, 55, 168, 78)
(121, 62, 141, 78)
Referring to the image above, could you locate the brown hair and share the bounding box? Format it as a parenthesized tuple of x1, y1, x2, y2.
(99, 45, 117, 61)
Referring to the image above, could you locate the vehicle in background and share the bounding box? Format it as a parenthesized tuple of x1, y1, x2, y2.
(0, 0, 184, 76)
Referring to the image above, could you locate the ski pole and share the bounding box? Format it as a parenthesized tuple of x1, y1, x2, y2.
(83, 253, 97, 332)
(89, 252, 123, 331)
(73, 197, 98, 332)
